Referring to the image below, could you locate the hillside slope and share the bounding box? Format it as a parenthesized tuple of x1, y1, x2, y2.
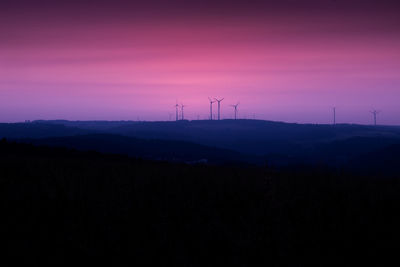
(19, 134, 252, 164)
(1, 140, 400, 265)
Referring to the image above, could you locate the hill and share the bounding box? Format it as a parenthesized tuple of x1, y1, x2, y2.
(1, 139, 400, 265)
(19, 134, 252, 165)
(0, 122, 91, 138)
(348, 143, 400, 175)
(32, 119, 400, 155)
(2, 120, 400, 170)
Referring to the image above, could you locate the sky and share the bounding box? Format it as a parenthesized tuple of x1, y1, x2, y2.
(1, 0, 399, 124)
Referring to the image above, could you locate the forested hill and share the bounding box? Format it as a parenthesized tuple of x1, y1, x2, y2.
(31, 120, 400, 155)
(19, 134, 252, 165)
(1, 139, 400, 265)
(0, 122, 91, 138)
(1, 120, 400, 170)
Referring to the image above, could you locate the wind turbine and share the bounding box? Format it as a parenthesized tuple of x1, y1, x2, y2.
(208, 97, 216, 120)
(332, 107, 336, 125)
(370, 109, 381, 126)
(230, 102, 239, 120)
(175, 101, 179, 121)
(214, 98, 224, 120)
(181, 103, 186, 120)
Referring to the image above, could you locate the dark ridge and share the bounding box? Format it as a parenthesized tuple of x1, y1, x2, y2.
(17, 134, 255, 165)
(1, 139, 400, 265)
(31, 119, 400, 156)
(0, 122, 91, 139)
(348, 143, 400, 175)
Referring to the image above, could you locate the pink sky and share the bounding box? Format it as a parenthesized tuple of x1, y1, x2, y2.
(1, 0, 399, 124)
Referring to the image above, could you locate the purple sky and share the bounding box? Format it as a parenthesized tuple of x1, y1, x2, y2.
(1, 0, 399, 124)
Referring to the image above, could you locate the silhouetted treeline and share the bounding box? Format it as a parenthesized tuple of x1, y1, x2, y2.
(2, 121, 400, 171)
(1, 139, 400, 265)
(28, 119, 400, 156)
(19, 134, 252, 165)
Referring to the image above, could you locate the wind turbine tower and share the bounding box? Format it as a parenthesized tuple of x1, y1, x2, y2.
(208, 97, 216, 120)
(333, 107, 336, 125)
(175, 102, 179, 121)
(181, 104, 186, 120)
(370, 109, 380, 126)
(214, 98, 224, 120)
(230, 102, 239, 120)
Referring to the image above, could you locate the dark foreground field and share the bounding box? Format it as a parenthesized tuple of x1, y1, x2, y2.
(1, 139, 400, 266)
